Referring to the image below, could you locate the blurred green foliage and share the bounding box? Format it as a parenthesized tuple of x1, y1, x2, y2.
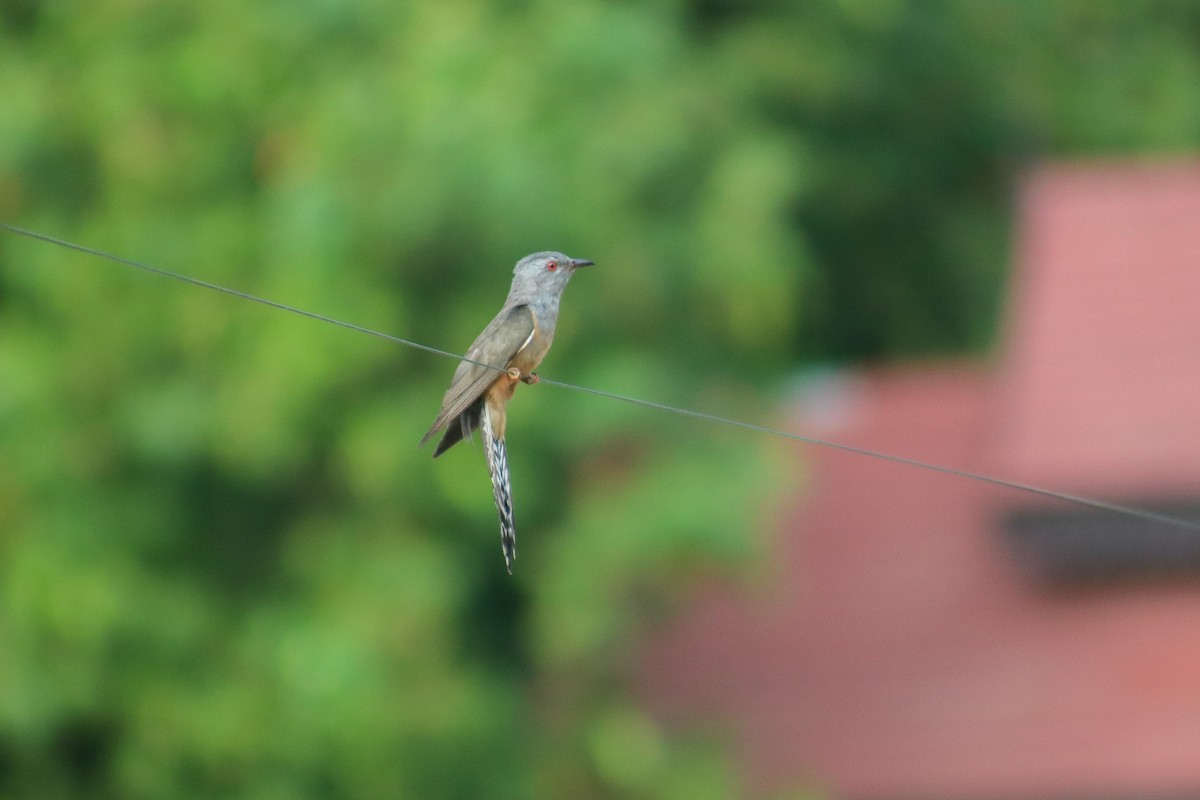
(2, 1, 1200, 797)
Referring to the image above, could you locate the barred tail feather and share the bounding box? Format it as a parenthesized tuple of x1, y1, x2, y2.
(481, 404, 517, 573)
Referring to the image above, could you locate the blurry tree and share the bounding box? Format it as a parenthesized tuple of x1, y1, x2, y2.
(2, 1, 1200, 798)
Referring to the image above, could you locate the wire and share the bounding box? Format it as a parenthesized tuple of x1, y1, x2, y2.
(540, 378, 1198, 528)
(0, 223, 478, 364)
(3, 220, 1197, 531)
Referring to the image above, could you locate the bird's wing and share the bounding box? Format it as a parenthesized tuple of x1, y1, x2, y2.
(419, 304, 536, 446)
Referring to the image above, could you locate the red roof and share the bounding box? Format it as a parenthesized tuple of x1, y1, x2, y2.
(636, 162, 1200, 798)
(995, 162, 1200, 497)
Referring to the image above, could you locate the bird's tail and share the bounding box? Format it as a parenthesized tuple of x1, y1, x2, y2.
(481, 403, 516, 573)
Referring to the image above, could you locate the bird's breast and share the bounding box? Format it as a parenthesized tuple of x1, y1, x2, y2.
(510, 303, 556, 372)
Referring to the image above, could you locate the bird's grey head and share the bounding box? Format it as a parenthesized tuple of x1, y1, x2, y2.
(508, 251, 594, 300)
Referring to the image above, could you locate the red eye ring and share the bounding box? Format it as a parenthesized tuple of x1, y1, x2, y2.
(546, 260, 559, 271)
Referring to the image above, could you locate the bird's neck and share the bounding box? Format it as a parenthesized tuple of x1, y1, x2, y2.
(529, 294, 561, 331)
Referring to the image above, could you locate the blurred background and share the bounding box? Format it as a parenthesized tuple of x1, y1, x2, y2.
(2, 2, 1200, 798)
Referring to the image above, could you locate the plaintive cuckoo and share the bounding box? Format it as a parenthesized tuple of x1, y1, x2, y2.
(419, 251, 593, 573)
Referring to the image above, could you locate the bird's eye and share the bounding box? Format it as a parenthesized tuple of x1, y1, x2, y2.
(546, 260, 558, 271)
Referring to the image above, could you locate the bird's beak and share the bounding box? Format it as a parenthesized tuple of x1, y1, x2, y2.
(570, 258, 595, 268)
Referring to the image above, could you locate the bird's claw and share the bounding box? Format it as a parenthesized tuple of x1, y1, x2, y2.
(507, 367, 539, 385)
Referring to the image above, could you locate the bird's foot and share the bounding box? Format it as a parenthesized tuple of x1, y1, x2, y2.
(506, 367, 539, 385)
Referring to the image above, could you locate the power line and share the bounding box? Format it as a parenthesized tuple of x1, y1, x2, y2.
(543, 378, 1197, 529)
(3, 221, 1197, 531)
(0, 223, 471, 363)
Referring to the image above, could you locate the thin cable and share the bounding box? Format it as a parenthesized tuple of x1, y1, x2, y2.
(538, 378, 1197, 529)
(0, 222, 498, 370)
(3, 221, 1197, 531)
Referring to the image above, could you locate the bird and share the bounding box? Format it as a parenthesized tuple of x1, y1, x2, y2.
(419, 251, 594, 573)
